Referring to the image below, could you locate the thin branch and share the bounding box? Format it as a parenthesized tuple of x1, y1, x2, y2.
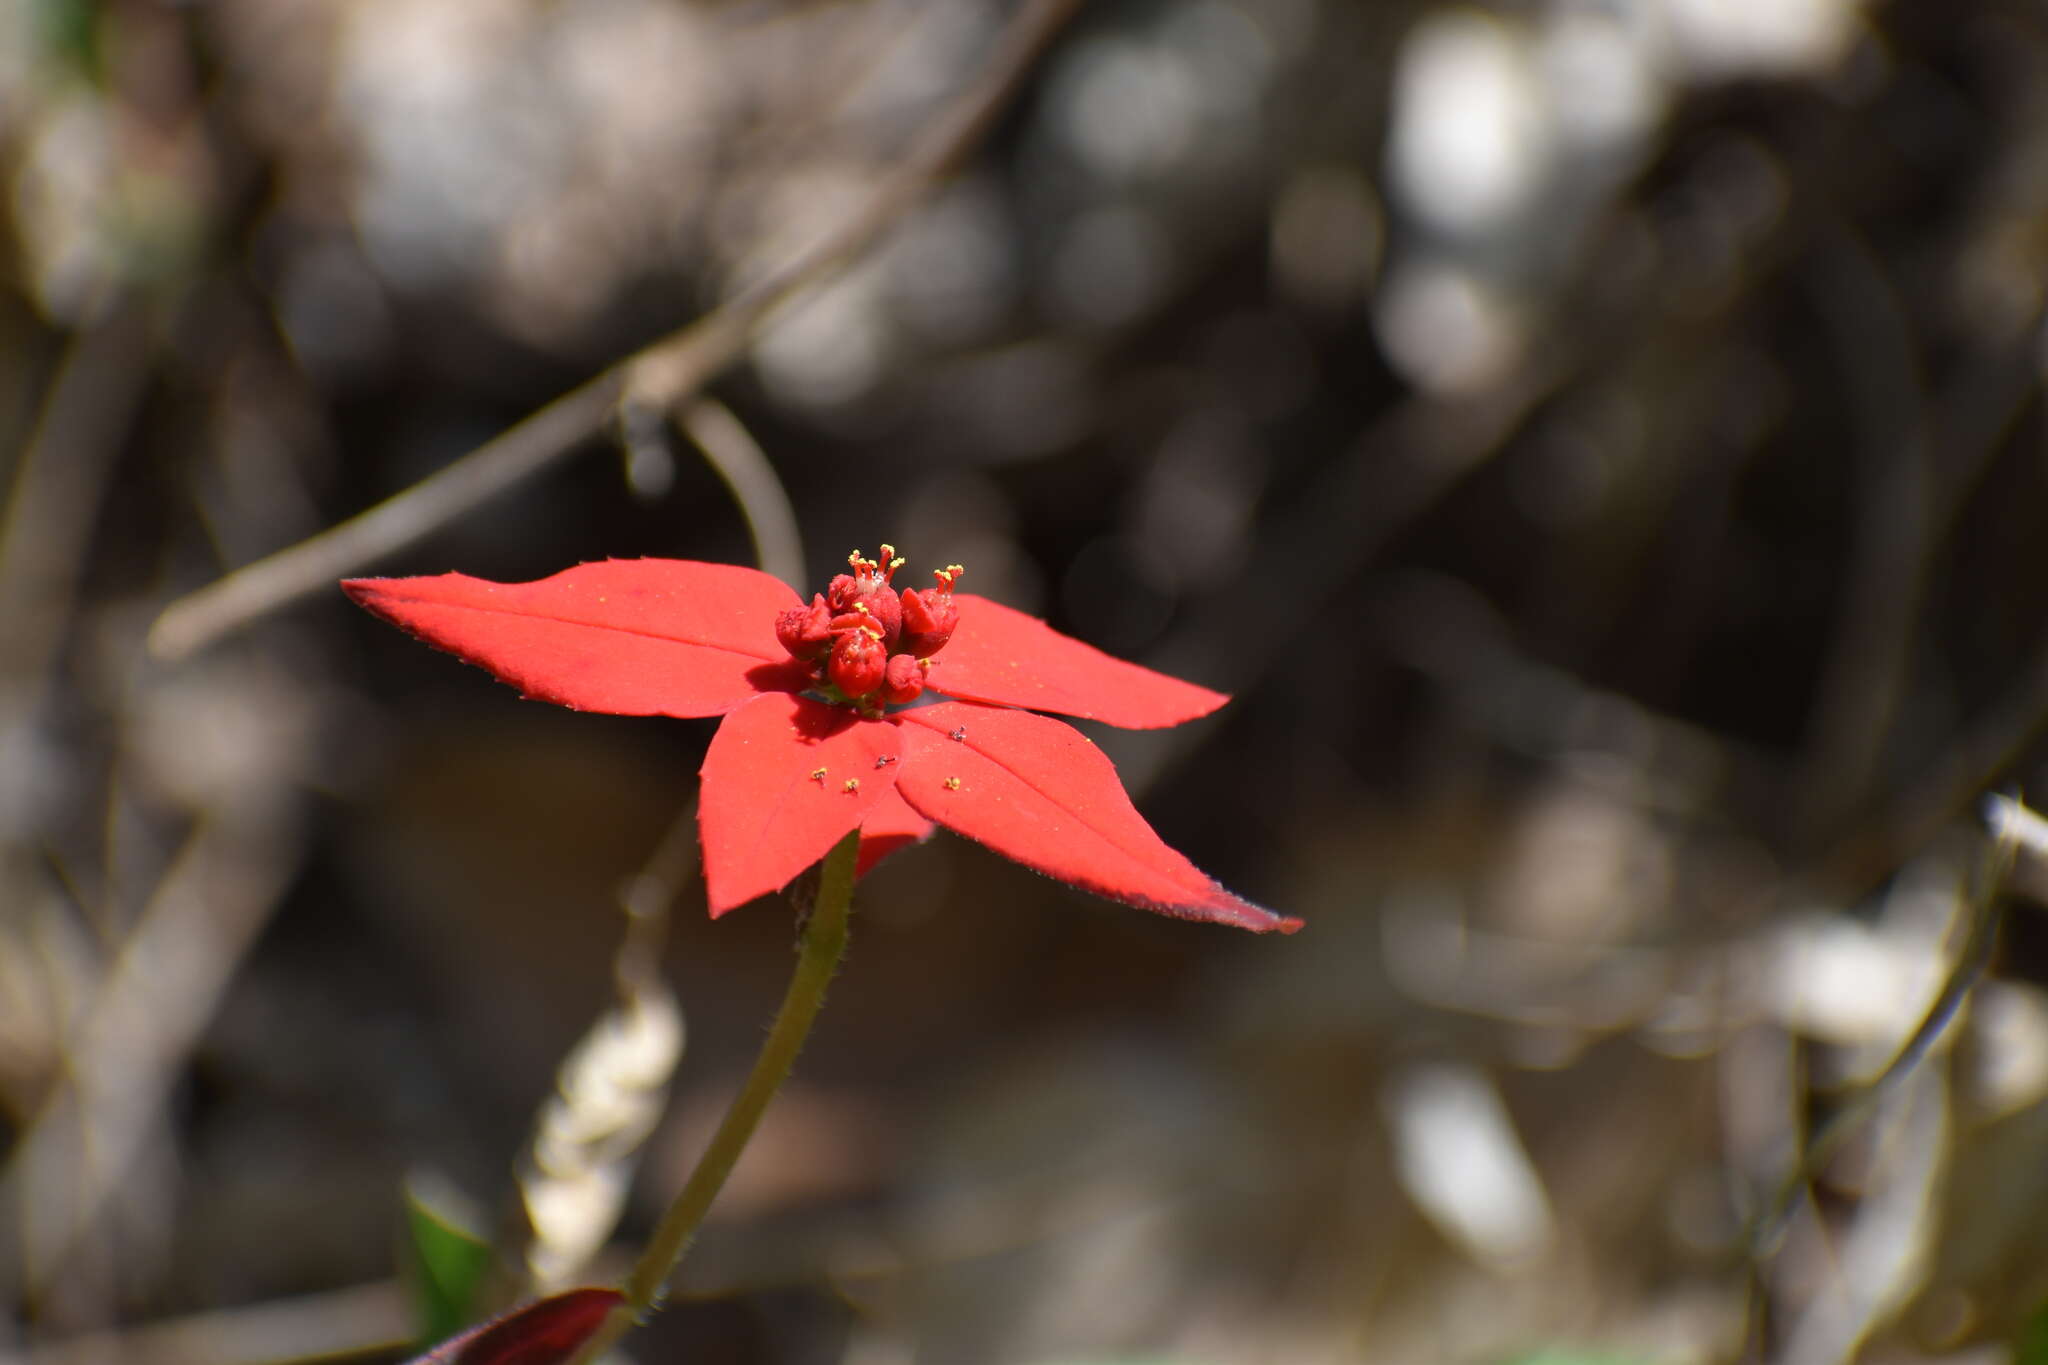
(1746, 823, 2012, 1259)
(147, 0, 1086, 662)
(677, 399, 806, 589)
(0, 302, 151, 689)
(1818, 620, 2048, 895)
(148, 376, 625, 661)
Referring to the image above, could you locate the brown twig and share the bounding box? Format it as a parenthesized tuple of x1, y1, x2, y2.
(1817, 622, 2048, 897)
(677, 399, 806, 588)
(147, 0, 1087, 662)
(0, 302, 151, 691)
(1741, 821, 2013, 1347)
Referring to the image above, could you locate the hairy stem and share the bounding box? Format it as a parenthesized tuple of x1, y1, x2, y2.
(567, 829, 859, 1364)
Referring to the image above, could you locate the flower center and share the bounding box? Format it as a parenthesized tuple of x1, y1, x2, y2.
(775, 544, 962, 713)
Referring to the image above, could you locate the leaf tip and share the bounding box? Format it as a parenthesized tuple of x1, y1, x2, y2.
(403, 1285, 625, 1365)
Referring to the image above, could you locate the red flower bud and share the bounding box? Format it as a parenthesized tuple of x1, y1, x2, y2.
(827, 628, 887, 699)
(880, 652, 926, 705)
(774, 594, 834, 661)
(826, 555, 902, 647)
(900, 566, 962, 657)
(863, 585, 902, 647)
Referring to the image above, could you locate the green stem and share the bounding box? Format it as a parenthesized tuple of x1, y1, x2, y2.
(568, 829, 860, 1364)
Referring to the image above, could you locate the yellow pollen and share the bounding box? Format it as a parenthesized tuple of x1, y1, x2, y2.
(843, 778, 861, 793)
(811, 768, 827, 781)
(944, 776, 962, 790)
(889, 557, 905, 571)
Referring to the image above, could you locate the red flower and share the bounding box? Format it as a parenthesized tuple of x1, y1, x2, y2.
(343, 549, 1299, 933)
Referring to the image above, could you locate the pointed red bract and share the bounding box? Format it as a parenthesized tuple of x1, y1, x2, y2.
(924, 595, 1228, 729)
(853, 785, 937, 876)
(699, 692, 902, 915)
(343, 561, 805, 717)
(893, 703, 1300, 933)
(405, 1287, 624, 1365)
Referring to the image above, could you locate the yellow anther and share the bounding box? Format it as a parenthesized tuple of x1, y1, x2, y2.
(944, 776, 962, 790)
(843, 778, 861, 793)
(879, 543, 895, 561)
(889, 557, 905, 571)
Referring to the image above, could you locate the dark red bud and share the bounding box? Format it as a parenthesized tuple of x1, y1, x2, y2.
(827, 629, 887, 699)
(827, 576, 900, 647)
(775, 594, 834, 661)
(863, 585, 902, 647)
(879, 653, 925, 705)
(899, 587, 959, 657)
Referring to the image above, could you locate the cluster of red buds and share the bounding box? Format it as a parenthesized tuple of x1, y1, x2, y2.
(775, 545, 962, 712)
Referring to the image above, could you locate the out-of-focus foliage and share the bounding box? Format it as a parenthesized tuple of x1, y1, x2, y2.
(403, 1181, 494, 1345)
(4, 0, 2048, 1362)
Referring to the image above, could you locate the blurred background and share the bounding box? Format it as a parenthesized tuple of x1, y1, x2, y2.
(5, 0, 2048, 1361)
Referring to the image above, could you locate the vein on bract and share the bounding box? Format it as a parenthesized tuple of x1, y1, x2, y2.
(901, 709, 1216, 901)
(364, 592, 786, 663)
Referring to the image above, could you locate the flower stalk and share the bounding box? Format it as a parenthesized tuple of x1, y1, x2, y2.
(566, 828, 860, 1365)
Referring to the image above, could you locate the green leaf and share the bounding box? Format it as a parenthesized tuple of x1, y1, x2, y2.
(404, 1177, 496, 1345)
(34, 0, 101, 80)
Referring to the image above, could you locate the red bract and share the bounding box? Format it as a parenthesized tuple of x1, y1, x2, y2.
(404, 1287, 624, 1365)
(343, 549, 1300, 933)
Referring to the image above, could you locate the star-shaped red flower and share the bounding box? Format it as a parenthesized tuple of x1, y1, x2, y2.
(343, 550, 1299, 933)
